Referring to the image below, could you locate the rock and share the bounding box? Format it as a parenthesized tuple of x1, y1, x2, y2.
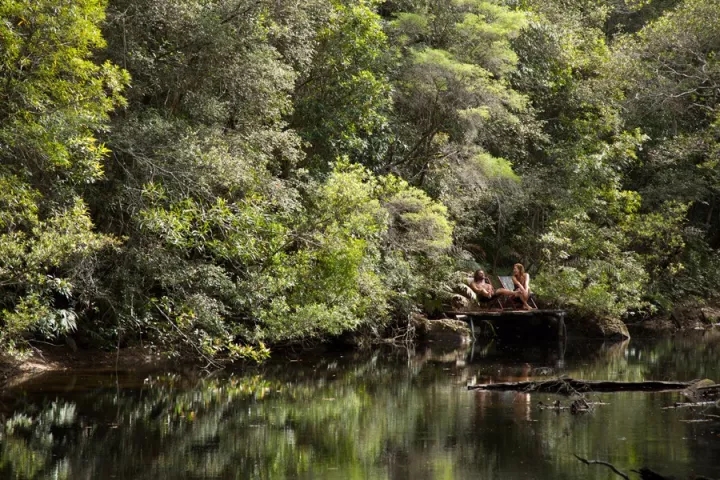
(682, 379, 718, 402)
(570, 397, 590, 414)
(579, 316, 630, 340)
(701, 307, 720, 324)
(64, 335, 78, 353)
(423, 318, 472, 347)
(450, 294, 469, 311)
(693, 379, 715, 388)
(670, 305, 706, 328)
(601, 317, 630, 339)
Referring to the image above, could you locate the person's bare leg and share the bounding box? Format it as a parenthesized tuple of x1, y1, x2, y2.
(505, 290, 523, 310)
(492, 288, 512, 309)
(519, 290, 534, 310)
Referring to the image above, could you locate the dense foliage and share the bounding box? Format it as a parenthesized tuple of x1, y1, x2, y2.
(1, 0, 718, 359)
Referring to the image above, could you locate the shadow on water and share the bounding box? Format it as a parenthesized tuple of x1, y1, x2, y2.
(0, 331, 718, 479)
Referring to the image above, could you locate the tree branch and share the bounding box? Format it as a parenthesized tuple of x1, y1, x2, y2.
(574, 454, 629, 480)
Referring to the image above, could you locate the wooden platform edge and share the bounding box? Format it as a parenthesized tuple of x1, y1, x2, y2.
(445, 309, 566, 317)
(444, 309, 568, 339)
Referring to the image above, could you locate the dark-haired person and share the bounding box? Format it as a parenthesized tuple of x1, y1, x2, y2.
(469, 270, 494, 299)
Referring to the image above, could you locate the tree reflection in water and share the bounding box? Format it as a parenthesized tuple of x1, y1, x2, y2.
(0, 337, 718, 479)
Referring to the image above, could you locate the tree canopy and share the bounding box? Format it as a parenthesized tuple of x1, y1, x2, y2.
(1, 0, 718, 359)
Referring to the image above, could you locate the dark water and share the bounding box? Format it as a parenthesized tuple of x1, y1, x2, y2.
(1, 331, 719, 480)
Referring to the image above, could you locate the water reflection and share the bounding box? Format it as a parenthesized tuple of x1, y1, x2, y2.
(0, 333, 718, 479)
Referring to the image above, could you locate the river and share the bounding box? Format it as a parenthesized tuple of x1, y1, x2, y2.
(1, 331, 719, 479)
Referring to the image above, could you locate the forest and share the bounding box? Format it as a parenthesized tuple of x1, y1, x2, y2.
(1, 0, 719, 361)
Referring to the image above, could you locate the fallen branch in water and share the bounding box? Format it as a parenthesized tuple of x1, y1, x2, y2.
(537, 400, 568, 410)
(662, 401, 718, 409)
(574, 454, 629, 479)
(538, 400, 609, 411)
(684, 384, 720, 402)
(468, 378, 695, 394)
(630, 467, 716, 480)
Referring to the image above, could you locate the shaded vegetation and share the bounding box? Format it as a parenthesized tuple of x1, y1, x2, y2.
(1, 0, 719, 359)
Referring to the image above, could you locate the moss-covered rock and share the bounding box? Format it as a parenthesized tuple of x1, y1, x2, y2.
(571, 315, 630, 340)
(418, 317, 471, 347)
(701, 307, 720, 325)
(671, 305, 706, 328)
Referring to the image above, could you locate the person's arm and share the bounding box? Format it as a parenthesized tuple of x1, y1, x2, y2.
(513, 275, 527, 294)
(524, 274, 530, 292)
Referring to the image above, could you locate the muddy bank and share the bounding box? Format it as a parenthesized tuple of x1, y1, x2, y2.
(557, 300, 720, 339)
(1, 303, 717, 389)
(0, 344, 176, 390)
(626, 303, 720, 336)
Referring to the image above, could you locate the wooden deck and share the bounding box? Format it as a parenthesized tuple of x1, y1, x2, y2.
(445, 309, 567, 340)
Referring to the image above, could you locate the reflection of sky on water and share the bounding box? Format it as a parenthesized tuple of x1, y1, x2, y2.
(0, 332, 718, 479)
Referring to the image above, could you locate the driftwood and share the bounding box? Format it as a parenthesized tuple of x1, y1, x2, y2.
(631, 467, 716, 480)
(538, 397, 604, 414)
(662, 401, 718, 410)
(468, 378, 697, 394)
(575, 457, 717, 480)
(538, 400, 608, 410)
(574, 455, 629, 479)
(685, 384, 720, 401)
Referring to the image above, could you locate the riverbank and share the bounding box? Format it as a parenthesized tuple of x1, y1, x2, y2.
(552, 301, 720, 340)
(0, 344, 176, 390)
(2, 303, 718, 390)
(626, 303, 720, 336)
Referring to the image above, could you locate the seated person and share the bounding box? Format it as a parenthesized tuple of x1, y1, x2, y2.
(468, 269, 494, 300)
(491, 263, 536, 310)
(512, 263, 535, 310)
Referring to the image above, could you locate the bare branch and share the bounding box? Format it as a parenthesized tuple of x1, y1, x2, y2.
(574, 454, 630, 480)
